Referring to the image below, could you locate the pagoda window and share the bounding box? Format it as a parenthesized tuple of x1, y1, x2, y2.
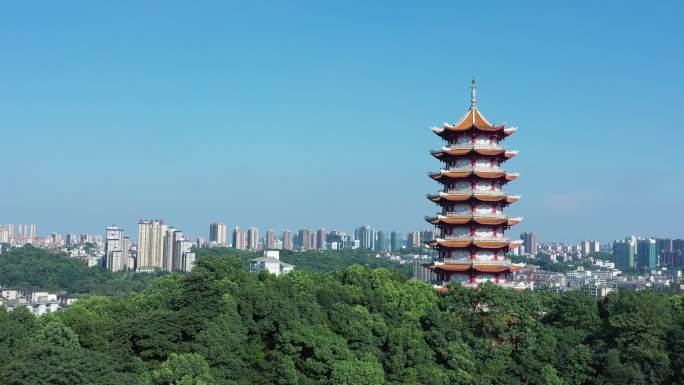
(475, 180, 491, 191)
(477, 250, 496, 260)
(475, 158, 493, 168)
(453, 227, 469, 237)
(475, 204, 493, 214)
(457, 135, 470, 145)
(452, 204, 470, 214)
(452, 158, 470, 168)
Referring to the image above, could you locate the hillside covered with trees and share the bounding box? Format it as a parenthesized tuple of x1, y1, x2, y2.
(2, 252, 684, 385)
(0, 245, 159, 295)
(194, 246, 413, 275)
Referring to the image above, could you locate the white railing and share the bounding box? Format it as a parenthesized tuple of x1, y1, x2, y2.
(441, 235, 510, 242)
(443, 189, 506, 195)
(442, 212, 507, 218)
(444, 143, 503, 150)
(439, 258, 514, 266)
(443, 166, 504, 173)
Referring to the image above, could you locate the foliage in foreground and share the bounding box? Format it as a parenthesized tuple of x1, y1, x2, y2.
(2, 253, 684, 385)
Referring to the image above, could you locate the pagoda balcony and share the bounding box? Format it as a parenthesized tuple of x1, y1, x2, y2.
(455, 281, 517, 289)
(442, 212, 507, 219)
(440, 258, 513, 267)
(443, 188, 506, 195)
(440, 235, 510, 242)
(444, 143, 503, 151)
(445, 166, 503, 173)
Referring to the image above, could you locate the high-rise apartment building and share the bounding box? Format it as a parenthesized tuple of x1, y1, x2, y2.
(233, 227, 246, 250)
(65, 233, 78, 245)
(266, 230, 277, 249)
(247, 227, 259, 251)
(613, 238, 636, 268)
(174, 238, 195, 272)
(355, 225, 375, 250)
(390, 231, 401, 252)
(316, 229, 328, 250)
(406, 231, 421, 249)
(162, 227, 177, 272)
(637, 238, 657, 270)
(580, 240, 600, 255)
(375, 231, 387, 252)
(297, 229, 313, 251)
(137, 219, 167, 272)
(209, 222, 228, 245)
(4, 224, 14, 241)
(282, 230, 293, 251)
(0, 227, 9, 243)
(105, 226, 127, 272)
(18, 224, 38, 239)
(520, 232, 538, 256)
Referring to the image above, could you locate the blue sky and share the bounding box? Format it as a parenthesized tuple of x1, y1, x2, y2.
(1, 1, 682, 242)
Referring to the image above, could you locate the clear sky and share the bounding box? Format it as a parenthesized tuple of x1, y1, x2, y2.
(1, 1, 683, 242)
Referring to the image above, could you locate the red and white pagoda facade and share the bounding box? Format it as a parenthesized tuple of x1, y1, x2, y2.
(424, 80, 523, 288)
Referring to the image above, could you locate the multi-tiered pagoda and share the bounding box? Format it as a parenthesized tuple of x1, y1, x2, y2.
(424, 80, 522, 288)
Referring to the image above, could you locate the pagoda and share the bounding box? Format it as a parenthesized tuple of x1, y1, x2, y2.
(424, 80, 523, 288)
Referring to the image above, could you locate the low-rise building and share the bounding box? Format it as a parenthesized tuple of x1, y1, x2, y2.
(248, 250, 294, 277)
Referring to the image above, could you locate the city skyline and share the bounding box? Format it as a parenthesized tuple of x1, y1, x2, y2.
(1, 2, 683, 241)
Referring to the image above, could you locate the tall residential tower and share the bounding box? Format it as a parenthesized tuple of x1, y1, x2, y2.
(137, 219, 167, 272)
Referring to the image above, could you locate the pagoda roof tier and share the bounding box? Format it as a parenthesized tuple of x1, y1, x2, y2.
(425, 237, 521, 250)
(425, 214, 522, 227)
(425, 237, 517, 249)
(431, 147, 518, 160)
(432, 106, 502, 132)
(429, 168, 519, 182)
(427, 191, 521, 204)
(431, 120, 517, 139)
(424, 260, 522, 273)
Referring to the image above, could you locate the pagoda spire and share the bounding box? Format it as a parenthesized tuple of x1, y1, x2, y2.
(470, 78, 477, 110)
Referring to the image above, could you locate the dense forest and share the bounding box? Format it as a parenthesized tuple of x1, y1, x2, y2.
(2, 246, 684, 384)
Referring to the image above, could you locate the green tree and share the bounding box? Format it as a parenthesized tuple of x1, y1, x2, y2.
(149, 353, 216, 385)
(330, 355, 385, 385)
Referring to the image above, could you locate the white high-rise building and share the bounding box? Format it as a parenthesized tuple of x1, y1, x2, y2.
(137, 219, 167, 272)
(210, 222, 228, 245)
(123, 237, 134, 269)
(282, 230, 293, 251)
(247, 227, 259, 251)
(266, 230, 277, 249)
(5, 224, 14, 241)
(174, 238, 195, 272)
(105, 226, 127, 272)
(162, 226, 178, 271)
(0, 227, 9, 243)
(233, 227, 246, 250)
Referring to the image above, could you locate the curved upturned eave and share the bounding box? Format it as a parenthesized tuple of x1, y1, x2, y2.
(427, 192, 513, 203)
(425, 215, 519, 226)
(447, 108, 503, 132)
(431, 148, 511, 160)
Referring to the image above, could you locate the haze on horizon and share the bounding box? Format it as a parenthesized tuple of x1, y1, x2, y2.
(1, 1, 682, 243)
